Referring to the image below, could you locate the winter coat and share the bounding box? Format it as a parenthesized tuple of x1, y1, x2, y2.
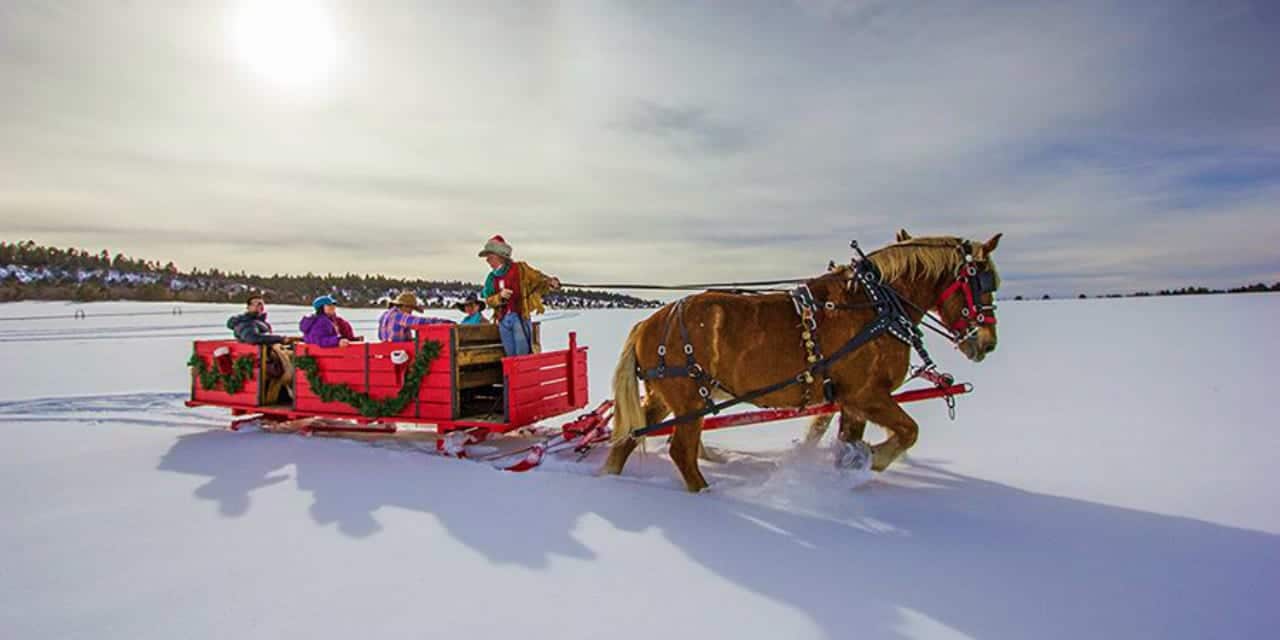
(227, 312, 285, 345)
(377, 308, 453, 342)
(334, 316, 358, 341)
(482, 261, 553, 320)
(300, 313, 344, 348)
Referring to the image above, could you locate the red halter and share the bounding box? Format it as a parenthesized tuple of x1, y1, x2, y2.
(936, 243, 997, 340)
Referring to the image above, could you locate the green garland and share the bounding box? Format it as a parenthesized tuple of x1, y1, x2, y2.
(188, 351, 256, 394)
(293, 340, 442, 418)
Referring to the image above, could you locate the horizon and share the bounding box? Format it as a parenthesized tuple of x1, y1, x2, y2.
(4, 237, 1276, 302)
(2, 1, 1278, 298)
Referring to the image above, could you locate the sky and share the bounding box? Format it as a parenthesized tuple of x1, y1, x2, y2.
(1, 0, 1277, 297)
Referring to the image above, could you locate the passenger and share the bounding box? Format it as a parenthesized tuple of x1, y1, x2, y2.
(334, 313, 361, 343)
(377, 291, 453, 342)
(225, 294, 298, 403)
(226, 294, 300, 346)
(454, 293, 487, 325)
(299, 295, 359, 347)
(478, 234, 561, 356)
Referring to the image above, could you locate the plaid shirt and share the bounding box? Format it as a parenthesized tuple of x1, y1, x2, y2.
(377, 308, 452, 342)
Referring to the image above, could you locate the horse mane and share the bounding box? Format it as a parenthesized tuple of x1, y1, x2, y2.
(806, 236, 1000, 295)
(869, 236, 1000, 289)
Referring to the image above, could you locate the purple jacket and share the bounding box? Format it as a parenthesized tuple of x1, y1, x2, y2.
(300, 314, 344, 347)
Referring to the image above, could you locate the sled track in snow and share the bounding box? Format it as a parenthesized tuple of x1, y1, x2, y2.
(0, 391, 882, 506)
(0, 392, 228, 429)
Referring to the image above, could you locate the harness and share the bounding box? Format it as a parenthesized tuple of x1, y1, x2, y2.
(630, 240, 998, 439)
(634, 243, 924, 438)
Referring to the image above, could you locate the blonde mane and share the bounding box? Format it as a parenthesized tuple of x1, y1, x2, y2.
(869, 236, 1001, 288)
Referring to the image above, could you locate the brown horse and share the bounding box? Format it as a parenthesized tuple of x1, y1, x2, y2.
(603, 231, 1002, 492)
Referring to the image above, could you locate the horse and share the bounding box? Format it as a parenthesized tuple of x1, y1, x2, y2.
(602, 230, 1002, 492)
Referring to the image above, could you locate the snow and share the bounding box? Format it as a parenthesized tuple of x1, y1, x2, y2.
(1, 295, 1278, 639)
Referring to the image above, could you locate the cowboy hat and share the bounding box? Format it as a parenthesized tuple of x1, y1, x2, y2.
(452, 293, 486, 312)
(387, 291, 424, 311)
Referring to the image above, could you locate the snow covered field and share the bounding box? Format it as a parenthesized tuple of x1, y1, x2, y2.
(1, 296, 1277, 639)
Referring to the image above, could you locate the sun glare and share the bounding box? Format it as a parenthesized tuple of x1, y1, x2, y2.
(230, 1, 338, 91)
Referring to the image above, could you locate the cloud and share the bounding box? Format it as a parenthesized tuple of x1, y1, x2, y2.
(616, 100, 753, 156)
(0, 0, 1276, 295)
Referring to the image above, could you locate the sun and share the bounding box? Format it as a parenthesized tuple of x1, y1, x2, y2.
(230, 1, 338, 91)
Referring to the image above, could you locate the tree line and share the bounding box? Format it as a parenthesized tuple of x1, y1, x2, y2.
(0, 240, 659, 308)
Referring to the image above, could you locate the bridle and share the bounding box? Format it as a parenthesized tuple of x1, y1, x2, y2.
(840, 239, 998, 352)
(935, 240, 998, 345)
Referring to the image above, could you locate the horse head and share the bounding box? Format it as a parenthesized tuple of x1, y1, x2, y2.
(883, 230, 1003, 362)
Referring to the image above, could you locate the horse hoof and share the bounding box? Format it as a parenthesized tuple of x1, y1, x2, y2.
(835, 441, 874, 487)
(835, 440, 873, 472)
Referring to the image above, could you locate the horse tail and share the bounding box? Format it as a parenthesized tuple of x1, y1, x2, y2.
(610, 323, 645, 445)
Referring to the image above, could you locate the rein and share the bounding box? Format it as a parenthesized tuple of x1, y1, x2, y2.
(558, 278, 808, 291)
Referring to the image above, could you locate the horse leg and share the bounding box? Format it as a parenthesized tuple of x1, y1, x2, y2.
(602, 396, 668, 475)
(801, 413, 835, 447)
(602, 439, 638, 476)
(669, 418, 710, 492)
(837, 409, 868, 444)
(805, 408, 868, 447)
(859, 400, 919, 472)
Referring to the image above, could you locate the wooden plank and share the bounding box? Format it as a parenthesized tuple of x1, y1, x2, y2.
(366, 356, 452, 376)
(416, 401, 453, 420)
(456, 323, 501, 345)
(297, 371, 451, 392)
(365, 342, 414, 357)
(367, 385, 452, 404)
(508, 364, 569, 390)
(503, 351, 568, 375)
(298, 369, 365, 386)
(292, 390, 452, 420)
(309, 371, 451, 398)
(296, 345, 367, 360)
(364, 370, 453, 388)
(458, 367, 503, 389)
(506, 366, 566, 389)
(296, 352, 366, 373)
(365, 342, 451, 364)
(193, 341, 259, 358)
(192, 386, 261, 406)
(412, 325, 454, 344)
(293, 397, 360, 416)
(510, 380, 569, 407)
(573, 365, 589, 408)
(510, 396, 572, 426)
(456, 346, 506, 367)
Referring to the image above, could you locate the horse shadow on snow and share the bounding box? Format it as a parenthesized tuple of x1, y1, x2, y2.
(158, 428, 1280, 640)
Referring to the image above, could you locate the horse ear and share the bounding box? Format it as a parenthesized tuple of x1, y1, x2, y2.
(896, 229, 912, 242)
(983, 233, 1003, 254)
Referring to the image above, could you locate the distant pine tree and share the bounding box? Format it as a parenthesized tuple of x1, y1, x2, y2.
(0, 238, 660, 308)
